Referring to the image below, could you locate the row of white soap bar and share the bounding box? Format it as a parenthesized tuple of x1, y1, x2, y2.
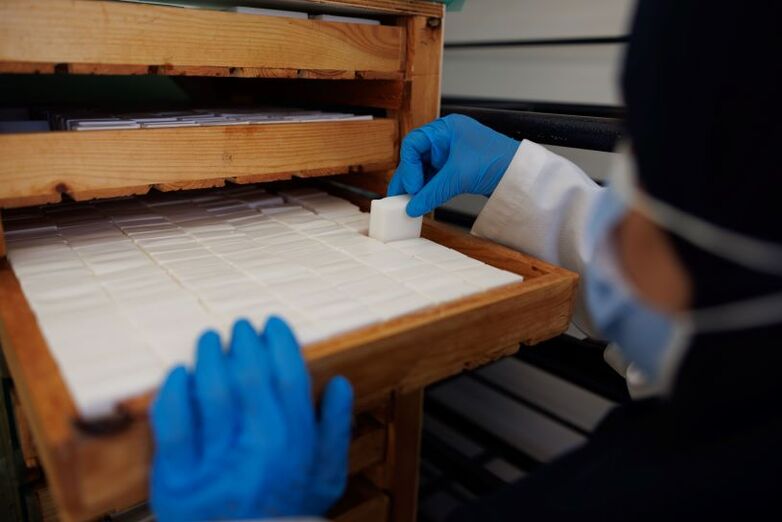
(122, 1, 381, 24)
(53, 108, 372, 132)
(5, 186, 523, 418)
(231, 6, 380, 25)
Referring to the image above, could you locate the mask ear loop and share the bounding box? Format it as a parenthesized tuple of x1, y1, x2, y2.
(606, 144, 782, 396)
(608, 143, 782, 278)
(610, 148, 782, 328)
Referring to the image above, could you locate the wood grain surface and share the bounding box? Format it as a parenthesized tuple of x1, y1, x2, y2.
(0, 216, 577, 521)
(0, 0, 404, 73)
(0, 119, 397, 208)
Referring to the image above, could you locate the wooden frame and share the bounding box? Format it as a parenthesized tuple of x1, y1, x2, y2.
(0, 0, 408, 77)
(0, 2, 580, 521)
(0, 216, 577, 521)
(0, 119, 398, 208)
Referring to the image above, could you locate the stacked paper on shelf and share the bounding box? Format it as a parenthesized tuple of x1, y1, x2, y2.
(4, 186, 523, 418)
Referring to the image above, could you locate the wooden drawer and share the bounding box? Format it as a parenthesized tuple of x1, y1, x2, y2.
(0, 206, 576, 520)
(0, 119, 398, 208)
(0, 0, 408, 78)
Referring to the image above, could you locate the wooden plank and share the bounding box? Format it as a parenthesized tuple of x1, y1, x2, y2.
(349, 415, 387, 475)
(0, 0, 404, 73)
(0, 61, 56, 74)
(0, 210, 5, 258)
(334, 491, 389, 522)
(0, 259, 77, 519)
(67, 63, 149, 76)
(35, 486, 60, 522)
(69, 186, 152, 203)
(0, 119, 397, 208)
(155, 65, 299, 79)
(387, 390, 423, 522)
(0, 214, 576, 521)
(0, 62, 405, 81)
(400, 15, 444, 134)
(363, 18, 444, 520)
(331, 477, 390, 522)
(153, 179, 226, 193)
(10, 389, 39, 470)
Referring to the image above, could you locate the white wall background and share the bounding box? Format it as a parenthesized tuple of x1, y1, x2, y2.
(442, 0, 636, 105)
(440, 0, 635, 214)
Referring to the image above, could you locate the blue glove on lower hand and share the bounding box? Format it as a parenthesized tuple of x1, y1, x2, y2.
(388, 114, 520, 217)
(150, 317, 354, 521)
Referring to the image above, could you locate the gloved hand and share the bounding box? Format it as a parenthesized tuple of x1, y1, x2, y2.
(388, 114, 520, 217)
(150, 317, 354, 521)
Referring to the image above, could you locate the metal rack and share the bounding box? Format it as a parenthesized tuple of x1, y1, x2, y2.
(440, 103, 623, 152)
(444, 35, 628, 50)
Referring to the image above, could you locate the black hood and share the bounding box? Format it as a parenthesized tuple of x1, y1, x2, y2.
(622, 0, 782, 308)
(622, 0, 782, 423)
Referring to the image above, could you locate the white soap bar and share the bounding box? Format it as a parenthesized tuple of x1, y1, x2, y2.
(232, 6, 308, 19)
(368, 195, 422, 243)
(311, 14, 381, 25)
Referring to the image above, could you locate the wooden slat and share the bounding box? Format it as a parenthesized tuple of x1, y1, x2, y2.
(10, 389, 39, 470)
(0, 214, 576, 521)
(0, 259, 77, 518)
(336, 15, 443, 201)
(34, 486, 61, 522)
(0, 119, 397, 208)
(0, 62, 407, 81)
(331, 477, 390, 522)
(349, 415, 387, 475)
(0, 0, 404, 74)
(387, 390, 423, 522)
(0, 210, 5, 257)
(400, 15, 444, 133)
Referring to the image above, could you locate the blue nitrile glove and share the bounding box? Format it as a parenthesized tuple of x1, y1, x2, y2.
(388, 114, 520, 217)
(150, 317, 354, 521)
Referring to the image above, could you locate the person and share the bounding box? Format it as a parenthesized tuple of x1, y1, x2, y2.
(149, 0, 782, 519)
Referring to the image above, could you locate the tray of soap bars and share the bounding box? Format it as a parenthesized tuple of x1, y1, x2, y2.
(0, 183, 576, 519)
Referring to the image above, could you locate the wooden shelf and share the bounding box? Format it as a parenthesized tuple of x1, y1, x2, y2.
(0, 0, 408, 78)
(0, 216, 577, 521)
(0, 119, 398, 208)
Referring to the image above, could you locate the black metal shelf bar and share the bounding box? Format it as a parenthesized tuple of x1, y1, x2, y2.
(441, 97, 625, 119)
(445, 35, 629, 49)
(441, 105, 624, 152)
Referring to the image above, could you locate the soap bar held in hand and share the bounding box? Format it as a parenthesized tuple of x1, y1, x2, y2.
(369, 195, 423, 243)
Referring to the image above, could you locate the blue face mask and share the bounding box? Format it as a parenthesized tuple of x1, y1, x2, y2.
(583, 184, 678, 382)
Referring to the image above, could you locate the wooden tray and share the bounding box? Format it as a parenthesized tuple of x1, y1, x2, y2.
(0, 118, 398, 208)
(0, 216, 577, 521)
(0, 0, 413, 79)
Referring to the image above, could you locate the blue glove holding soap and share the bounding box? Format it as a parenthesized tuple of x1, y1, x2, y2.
(150, 317, 353, 521)
(388, 114, 520, 217)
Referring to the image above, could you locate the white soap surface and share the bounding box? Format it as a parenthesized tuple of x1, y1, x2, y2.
(4, 185, 523, 418)
(368, 195, 423, 243)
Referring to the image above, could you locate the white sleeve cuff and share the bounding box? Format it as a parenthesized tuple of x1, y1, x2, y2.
(471, 139, 602, 272)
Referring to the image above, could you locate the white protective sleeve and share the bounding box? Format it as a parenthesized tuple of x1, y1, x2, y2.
(471, 139, 605, 337)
